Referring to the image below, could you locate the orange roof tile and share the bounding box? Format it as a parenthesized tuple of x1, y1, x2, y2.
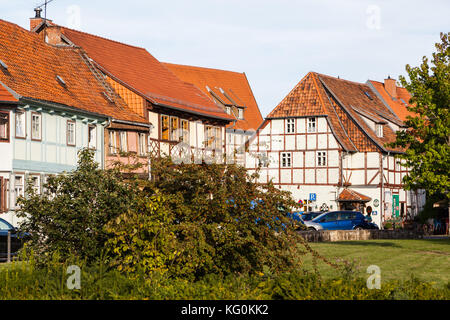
(265, 72, 404, 153)
(368, 80, 416, 122)
(0, 20, 148, 125)
(338, 188, 371, 202)
(57, 27, 233, 122)
(0, 83, 17, 102)
(163, 63, 263, 131)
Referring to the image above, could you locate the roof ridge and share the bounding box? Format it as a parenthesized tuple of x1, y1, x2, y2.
(163, 62, 245, 76)
(59, 25, 146, 51)
(315, 72, 369, 87)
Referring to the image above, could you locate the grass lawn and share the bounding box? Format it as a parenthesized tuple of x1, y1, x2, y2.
(300, 239, 450, 288)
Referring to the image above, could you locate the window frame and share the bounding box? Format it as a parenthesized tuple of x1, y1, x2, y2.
(237, 108, 244, 120)
(281, 152, 292, 168)
(0, 110, 10, 142)
(160, 115, 169, 141)
(31, 112, 42, 141)
(286, 118, 295, 133)
(138, 132, 147, 157)
(169, 116, 179, 141)
(15, 110, 26, 139)
(66, 120, 76, 147)
(376, 124, 383, 138)
(109, 130, 118, 155)
(13, 174, 24, 209)
(88, 124, 97, 150)
(119, 131, 128, 153)
(307, 117, 316, 133)
(180, 119, 190, 143)
(317, 151, 327, 167)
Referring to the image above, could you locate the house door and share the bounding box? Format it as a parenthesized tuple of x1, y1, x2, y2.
(392, 195, 400, 218)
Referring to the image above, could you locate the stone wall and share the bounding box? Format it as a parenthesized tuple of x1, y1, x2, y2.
(297, 229, 423, 242)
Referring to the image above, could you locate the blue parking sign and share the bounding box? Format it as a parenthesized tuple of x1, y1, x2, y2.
(309, 193, 317, 201)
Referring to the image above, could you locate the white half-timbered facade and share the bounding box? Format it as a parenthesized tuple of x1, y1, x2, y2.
(246, 72, 426, 228)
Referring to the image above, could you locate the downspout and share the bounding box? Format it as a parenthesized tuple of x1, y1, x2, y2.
(103, 117, 112, 170)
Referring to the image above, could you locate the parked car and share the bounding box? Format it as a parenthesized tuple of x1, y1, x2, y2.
(0, 218, 29, 261)
(303, 211, 379, 231)
(300, 211, 325, 221)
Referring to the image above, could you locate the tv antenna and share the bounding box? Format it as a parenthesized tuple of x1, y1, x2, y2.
(36, 0, 56, 22)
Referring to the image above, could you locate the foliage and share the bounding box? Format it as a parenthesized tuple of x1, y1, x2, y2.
(389, 32, 450, 200)
(16, 149, 138, 264)
(104, 191, 178, 276)
(0, 258, 448, 300)
(106, 156, 315, 280)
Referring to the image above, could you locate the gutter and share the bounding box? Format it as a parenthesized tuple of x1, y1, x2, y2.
(111, 118, 152, 128)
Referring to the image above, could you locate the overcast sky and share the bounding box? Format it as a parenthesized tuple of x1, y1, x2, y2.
(2, 0, 449, 117)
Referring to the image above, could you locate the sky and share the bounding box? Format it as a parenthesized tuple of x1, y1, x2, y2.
(1, 0, 449, 117)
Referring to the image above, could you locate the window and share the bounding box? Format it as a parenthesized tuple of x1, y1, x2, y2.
(29, 175, 40, 195)
(205, 126, 212, 148)
(0, 112, 9, 141)
(180, 120, 189, 143)
(307, 117, 316, 133)
(119, 131, 127, 152)
(161, 115, 169, 140)
(376, 124, 383, 138)
(238, 108, 244, 120)
(170, 116, 179, 141)
(215, 127, 222, 150)
(109, 131, 118, 154)
(31, 113, 41, 140)
(138, 133, 147, 156)
(15, 111, 25, 138)
(317, 151, 327, 166)
(66, 120, 76, 146)
(14, 175, 24, 208)
(286, 118, 295, 133)
(226, 106, 231, 115)
(281, 152, 292, 168)
(88, 125, 97, 149)
(0, 177, 9, 213)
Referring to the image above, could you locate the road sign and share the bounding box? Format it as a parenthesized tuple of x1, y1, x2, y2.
(309, 193, 317, 201)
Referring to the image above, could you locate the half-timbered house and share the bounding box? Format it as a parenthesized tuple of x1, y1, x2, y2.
(246, 72, 426, 228)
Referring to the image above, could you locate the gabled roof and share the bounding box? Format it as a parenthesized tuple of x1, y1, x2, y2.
(54, 26, 233, 122)
(162, 63, 264, 131)
(264, 72, 404, 153)
(0, 19, 148, 125)
(338, 188, 371, 202)
(367, 80, 416, 122)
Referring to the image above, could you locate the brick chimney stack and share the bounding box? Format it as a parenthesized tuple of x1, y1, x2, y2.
(45, 26, 64, 45)
(384, 76, 397, 99)
(30, 7, 44, 31)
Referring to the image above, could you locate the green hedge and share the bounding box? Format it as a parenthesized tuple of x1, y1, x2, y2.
(0, 261, 448, 300)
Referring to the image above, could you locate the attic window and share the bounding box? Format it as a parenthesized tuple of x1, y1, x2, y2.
(400, 98, 407, 105)
(0, 59, 8, 70)
(364, 91, 373, 100)
(56, 75, 66, 87)
(376, 124, 383, 138)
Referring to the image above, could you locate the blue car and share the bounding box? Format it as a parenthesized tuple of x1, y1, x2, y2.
(304, 211, 378, 231)
(0, 218, 29, 261)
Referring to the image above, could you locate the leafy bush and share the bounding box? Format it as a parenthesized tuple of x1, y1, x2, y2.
(16, 149, 138, 264)
(106, 156, 309, 280)
(0, 259, 448, 300)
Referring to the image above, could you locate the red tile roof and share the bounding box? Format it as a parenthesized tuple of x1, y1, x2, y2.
(0, 20, 148, 125)
(57, 27, 233, 122)
(0, 83, 17, 102)
(163, 63, 263, 131)
(368, 80, 416, 122)
(265, 72, 404, 153)
(338, 188, 371, 202)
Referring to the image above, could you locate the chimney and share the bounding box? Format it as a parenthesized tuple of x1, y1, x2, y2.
(30, 7, 53, 32)
(45, 26, 64, 45)
(384, 76, 397, 99)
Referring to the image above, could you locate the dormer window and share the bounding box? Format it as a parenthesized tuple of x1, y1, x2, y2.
(56, 75, 66, 87)
(376, 124, 383, 138)
(0, 59, 8, 70)
(237, 108, 244, 120)
(226, 106, 231, 115)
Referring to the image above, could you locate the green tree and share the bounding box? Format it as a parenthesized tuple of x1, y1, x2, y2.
(17, 149, 138, 263)
(106, 156, 316, 280)
(390, 32, 450, 203)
